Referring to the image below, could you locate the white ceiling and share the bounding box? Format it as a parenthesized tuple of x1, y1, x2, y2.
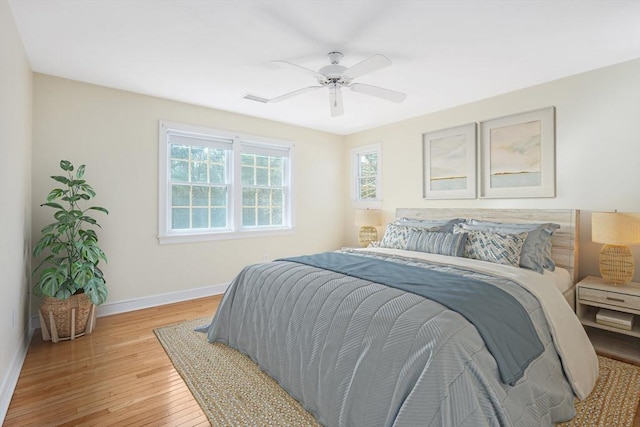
(8, 0, 640, 135)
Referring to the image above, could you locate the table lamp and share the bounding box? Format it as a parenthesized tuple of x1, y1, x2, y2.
(592, 212, 640, 285)
(355, 209, 381, 247)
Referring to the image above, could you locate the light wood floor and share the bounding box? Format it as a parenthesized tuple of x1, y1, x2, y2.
(4, 295, 222, 426)
(5, 295, 640, 426)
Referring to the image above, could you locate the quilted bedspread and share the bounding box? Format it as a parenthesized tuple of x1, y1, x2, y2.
(203, 250, 578, 426)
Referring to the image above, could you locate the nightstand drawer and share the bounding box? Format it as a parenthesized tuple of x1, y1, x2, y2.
(579, 287, 640, 311)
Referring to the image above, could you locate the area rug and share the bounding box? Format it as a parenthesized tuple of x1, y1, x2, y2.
(155, 318, 640, 427)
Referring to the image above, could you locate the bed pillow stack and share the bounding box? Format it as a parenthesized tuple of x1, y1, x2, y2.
(376, 217, 560, 274)
(454, 220, 560, 273)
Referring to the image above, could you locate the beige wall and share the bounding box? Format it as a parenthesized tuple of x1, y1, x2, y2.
(0, 0, 32, 415)
(344, 59, 640, 282)
(32, 74, 346, 308)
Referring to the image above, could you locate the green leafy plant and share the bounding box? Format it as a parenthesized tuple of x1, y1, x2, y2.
(33, 160, 109, 305)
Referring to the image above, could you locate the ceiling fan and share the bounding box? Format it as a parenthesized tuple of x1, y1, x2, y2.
(245, 52, 407, 117)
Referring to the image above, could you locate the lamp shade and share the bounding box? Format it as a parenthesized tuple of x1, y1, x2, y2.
(354, 209, 382, 227)
(592, 212, 640, 245)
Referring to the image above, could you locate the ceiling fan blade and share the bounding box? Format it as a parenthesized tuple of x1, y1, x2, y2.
(350, 83, 407, 103)
(329, 85, 344, 117)
(269, 86, 322, 103)
(272, 60, 327, 81)
(343, 54, 392, 79)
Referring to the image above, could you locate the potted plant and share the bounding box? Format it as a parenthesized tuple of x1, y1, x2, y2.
(32, 160, 109, 342)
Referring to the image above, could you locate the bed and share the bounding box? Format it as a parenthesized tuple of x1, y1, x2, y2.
(201, 208, 598, 426)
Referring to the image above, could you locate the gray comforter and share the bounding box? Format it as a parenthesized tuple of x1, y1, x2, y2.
(203, 250, 575, 426)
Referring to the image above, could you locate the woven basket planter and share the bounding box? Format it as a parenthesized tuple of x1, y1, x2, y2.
(39, 293, 96, 343)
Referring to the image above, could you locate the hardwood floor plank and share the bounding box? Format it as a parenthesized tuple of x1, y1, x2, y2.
(4, 295, 221, 426)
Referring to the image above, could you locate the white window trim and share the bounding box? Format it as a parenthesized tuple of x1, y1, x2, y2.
(350, 142, 382, 209)
(158, 120, 295, 244)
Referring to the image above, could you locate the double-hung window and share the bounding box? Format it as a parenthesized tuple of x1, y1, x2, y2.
(351, 143, 382, 208)
(159, 121, 293, 243)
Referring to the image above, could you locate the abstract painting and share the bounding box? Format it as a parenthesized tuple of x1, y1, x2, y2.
(479, 107, 555, 198)
(423, 123, 476, 199)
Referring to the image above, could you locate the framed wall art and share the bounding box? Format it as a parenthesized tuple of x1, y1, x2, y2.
(423, 123, 476, 199)
(479, 107, 555, 198)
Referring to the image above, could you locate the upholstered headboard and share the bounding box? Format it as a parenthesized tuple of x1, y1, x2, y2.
(395, 208, 580, 284)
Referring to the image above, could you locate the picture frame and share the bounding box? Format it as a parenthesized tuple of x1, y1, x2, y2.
(422, 123, 476, 199)
(479, 107, 555, 198)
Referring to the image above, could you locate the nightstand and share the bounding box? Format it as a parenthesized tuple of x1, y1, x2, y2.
(576, 276, 640, 363)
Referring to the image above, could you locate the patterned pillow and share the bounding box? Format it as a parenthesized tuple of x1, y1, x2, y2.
(379, 223, 430, 249)
(462, 220, 560, 273)
(455, 228, 528, 267)
(406, 231, 467, 257)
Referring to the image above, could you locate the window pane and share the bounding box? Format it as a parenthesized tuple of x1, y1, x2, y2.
(359, 153, 378, 176)
(359, 177, 377, 199)
(172, 185, 190, 206)
(241, 153, 254, 166)
(270, 167, 283, 186)
(212, 186, 227, 206)
(172, 208, 189, 229)
(241, 166, 254, 185)
(211, 208, 226, 228)
(257, 188, 271, 206)
(257, 208, 271, 226)
(171, 160, 189, 182)
(256, 168, 268, 186)
(272, 189, 283, 206)
(272, 208, 283, 225)
(192, 208, 208, 228)
(191, 147, 207, 161)
(243, 208, 256, 226)
(192, 186, 209, 206)
(171, 145, 189, 160)
(256, 155, 268, 167)
(270, 157, 282, 168)
(243, 187, 256, 206)
(210, 164, 225, 185)
(209, 149, 225, 163)
(191, 161, 208, 183)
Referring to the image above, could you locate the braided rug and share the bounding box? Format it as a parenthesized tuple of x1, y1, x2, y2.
(155, 318, 640, 427)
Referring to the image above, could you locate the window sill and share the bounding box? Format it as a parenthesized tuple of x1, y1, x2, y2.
(351, 200, 383, 210)
(158, 227, 295, 245)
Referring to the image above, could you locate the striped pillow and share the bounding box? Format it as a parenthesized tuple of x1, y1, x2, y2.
(380, 223, 427, 249)
(405, 231, 467, 257)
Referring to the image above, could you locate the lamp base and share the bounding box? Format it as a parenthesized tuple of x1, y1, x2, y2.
(358, 226, 378, 248)
(599, 244, 635, 285)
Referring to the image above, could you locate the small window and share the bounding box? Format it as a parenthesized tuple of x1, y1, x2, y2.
(159, 121, 294, 243)
(351, 143, 382, 208)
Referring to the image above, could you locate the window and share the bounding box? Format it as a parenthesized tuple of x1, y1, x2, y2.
(159, 121, 293, 243)
(351, 143, 382, 208)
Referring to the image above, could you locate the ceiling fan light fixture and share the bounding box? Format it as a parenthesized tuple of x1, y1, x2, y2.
(264, 51, 406, 116)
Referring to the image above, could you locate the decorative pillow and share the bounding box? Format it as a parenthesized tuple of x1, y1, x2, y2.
(379, 223, 433, 249)
(395, 217, 464, 233)
(461, 220, 560, 273)
(455, 227, 528, 267)
(406, 230, 467, 257)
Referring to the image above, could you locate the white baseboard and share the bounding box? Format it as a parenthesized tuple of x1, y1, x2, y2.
(0, 325, 34, 424)
(31, 283, 229, 329)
